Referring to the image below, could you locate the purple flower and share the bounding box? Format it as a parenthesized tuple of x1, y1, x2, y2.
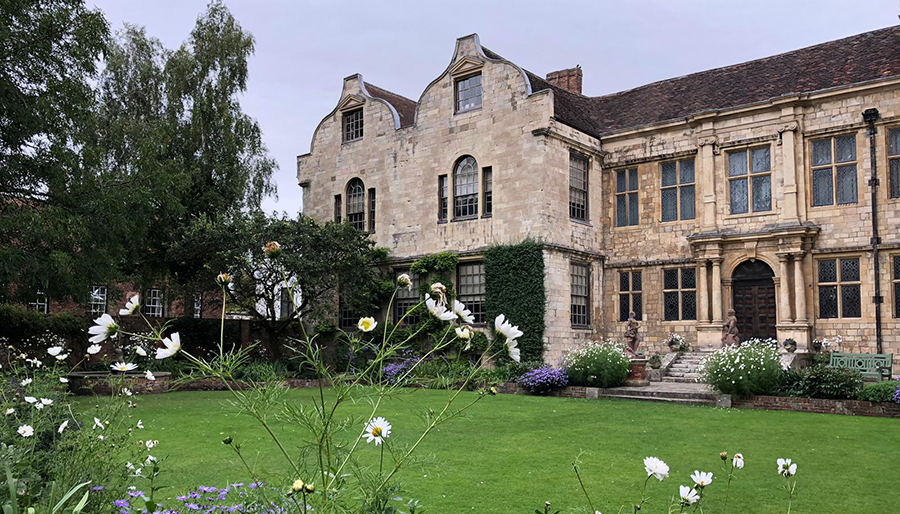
(113, 499, 129, 508)
(91, 485, 104, 492)
(517, 365, 568, 394)
(127, 490, 144, 498)
(893, 384, 900, 403)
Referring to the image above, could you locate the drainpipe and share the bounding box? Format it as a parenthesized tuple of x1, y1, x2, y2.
(863, 108, 882, 353)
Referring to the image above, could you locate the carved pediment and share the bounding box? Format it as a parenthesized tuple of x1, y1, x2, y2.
(338, 94, 366, 112)
(450, 56, 484, 77)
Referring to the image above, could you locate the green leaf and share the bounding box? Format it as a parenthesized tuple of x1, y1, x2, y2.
(4, 466, 18, 514)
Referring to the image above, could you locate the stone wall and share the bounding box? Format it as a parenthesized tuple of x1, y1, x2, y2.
(732, 395, 900, 418)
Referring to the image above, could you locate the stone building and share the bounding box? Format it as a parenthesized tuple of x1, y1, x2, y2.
(297, 27, 900, 366)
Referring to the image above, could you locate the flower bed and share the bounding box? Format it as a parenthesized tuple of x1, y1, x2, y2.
(68, 371, 172, 395)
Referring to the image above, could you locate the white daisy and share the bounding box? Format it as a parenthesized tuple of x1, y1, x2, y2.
(643, 456, 669, 481)
(119, 295, 140, 316)
(363, 417, 392, 446)
(110, 362, 137, 372)
(88, 313, 118, 344)
(155, 333, 181, 360)
(17, 425, 33, 437)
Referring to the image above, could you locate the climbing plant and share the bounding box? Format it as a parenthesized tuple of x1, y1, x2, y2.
(484, 240, 545, 362)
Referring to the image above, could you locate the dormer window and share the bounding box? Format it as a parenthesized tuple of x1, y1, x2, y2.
(455, 73, 482, 113)
(342, 108, 363, 142)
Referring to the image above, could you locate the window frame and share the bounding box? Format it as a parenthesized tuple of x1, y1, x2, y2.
(393, 269, 421, 326)
(28, 291, 48, 315)
(893, 255, 900, 319)
(88, 285, 108, 316)
(570, 262, 591, 328)
(368, 187, 376, 233)
(346, 178, 366, 231)
(662, 267, 698, 322)
(342, 108, 363, 143)
(569, 151, 590, 222)
(192, 293, 202, 319)
(143, 288, 164, 318)
(810, 134, 859, 207)
(726, 146, 773, 215)
(816, 257, 862, 319)
(482, 166, 493, 218)
(618, 270, 643, 322)
(334, 194, 342, 224)
(660, 158, 696, 222)
(456, 261, 486, 325)
(438, 174, 448, 222)
(280, 288, 294, 320)
(887, 127, 900, 200)
(454, 73, 483, 114)
(338, 298, 357, 330)
(453, 156, 479, 220)
(614, 167, 639, 227)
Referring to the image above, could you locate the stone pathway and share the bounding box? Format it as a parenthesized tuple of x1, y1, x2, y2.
(662, 351, 710, 383)
(598, 380, 728, 407)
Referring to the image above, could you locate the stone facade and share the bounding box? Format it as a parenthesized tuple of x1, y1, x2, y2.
(298, 31, 900, 368)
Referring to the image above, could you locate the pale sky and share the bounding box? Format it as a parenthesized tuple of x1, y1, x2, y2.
(89, 0, 900, 215)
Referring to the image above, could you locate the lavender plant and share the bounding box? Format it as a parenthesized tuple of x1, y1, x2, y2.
(517, 365, 568, 394)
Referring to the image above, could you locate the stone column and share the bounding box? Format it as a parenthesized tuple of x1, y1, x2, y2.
(779, 121, 801, 224)
(778, 254, 793, 323)
(711, 259, 723, 323)
(698, 136, 718, 231)
(698, 260, 710, 324)
(794, 254, 808, 323)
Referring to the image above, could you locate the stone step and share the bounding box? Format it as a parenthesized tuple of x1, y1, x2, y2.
(662, 376, 703, 383)
(598, 394, 716, 407)
(601, 387, 718, 401)
(665, 372, 701, 378)
(670, 363, 702, 370)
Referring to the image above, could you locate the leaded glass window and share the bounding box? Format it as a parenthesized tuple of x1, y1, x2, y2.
(346, 178, 366, 231)
(89, 286, 107, 316)
(661, 158, 695, 222)
(368, 188, 376, 233)
(342, 109, 363, 142)
(616, 168, 639, 227)
(889, 128, 900, 199)
(894, 256, 900, 318)
(394, 270, 421, 326)
(811, 135, 858, 206)
(28, 291, 48, 314)
(453, 156, 478, 219)
(334, 195, 342, 223)
(143, 289, 163, 318)
(728, 147, 772, 214)
(457, 262, 485, 324)
(338, 298, 356, 330)
(817, 258, 861, 319)
(438, 175, 448, 221)
(455, 73, 482, 113)
(570, 262, 591, 327)
(663, 268, 697, 321)
(619, 270, 643, 322)
(483, 167, 492, 216)
(569, 152, 589, 221)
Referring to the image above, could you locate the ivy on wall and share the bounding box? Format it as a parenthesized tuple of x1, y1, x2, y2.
(484, 240, 545, 362)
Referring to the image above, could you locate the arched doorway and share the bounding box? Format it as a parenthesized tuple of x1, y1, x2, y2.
(731, 260, 777, 339)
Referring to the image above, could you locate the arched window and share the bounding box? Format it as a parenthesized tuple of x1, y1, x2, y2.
(453, 156, 478, 219)
(346, 178, 366, 231)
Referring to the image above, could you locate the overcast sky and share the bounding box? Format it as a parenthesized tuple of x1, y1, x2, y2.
(89, 0, 899, 215)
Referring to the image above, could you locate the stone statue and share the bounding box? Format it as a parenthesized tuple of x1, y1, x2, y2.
(624, 311, 642, 358)
(722, 309, 740, 346)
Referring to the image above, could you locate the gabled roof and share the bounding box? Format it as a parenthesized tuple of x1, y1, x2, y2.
(363, 82, 417, 128)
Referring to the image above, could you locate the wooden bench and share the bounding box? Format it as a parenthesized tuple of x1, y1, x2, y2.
(830, 352, 893, 382)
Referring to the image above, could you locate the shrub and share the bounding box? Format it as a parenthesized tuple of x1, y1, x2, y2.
(238, 360, 285, 382)
(701, 341, 782, 397)
(563, 340, 630, 388)
(791, 365, 863, 400)
(858, 380, 900, 403)
(517, 365, 568, 394)
(484, 241, 545, 363)
(0, 304, 85, 348)
(665, 333, 689, 352)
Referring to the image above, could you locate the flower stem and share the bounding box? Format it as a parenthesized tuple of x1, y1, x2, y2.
(572, 460, 595, 513)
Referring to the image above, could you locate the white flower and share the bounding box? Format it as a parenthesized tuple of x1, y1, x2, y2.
(155, 333, 181, 360)
(111, 362, 138, 372)
(135, 346, 147, 357)
(25, 358, 42, 368)
(24, 396, 37, 404)
(429, 282, 447, 305)
(145, 439, 159, 449)
(47, 346, 63, 357)
(357, 317, 377, 332)
(451, 300, 474, 324)
(494, 314, 523, 343)
(363, 416, 392, 446)
(121, 388, 133, 397)
(125, 462, 135, 470)
(733, 453, 744, 469)
(17, 425, 33, 437)
(59, 377, 69, 383)
(643, 456, 669, 481)
(455, 326, 472, 340)
(93, 417, 105, 430)
(397, 273, 412, 291)
(4, 408, 14, 415)
(20, 378, 32, 387)
(55, 353, 68, 361)
(136, 420, 144, 429)
(425, 297, 457, 321)
(39, 398, 53, 406)
(145, 370, 156, 381)
(690, 470, 713, 488)
(88, 313, 118, 344)
(145, 455, 157, 466)
(507, 338, 520, 362)
(777, 458, 797, 477)
(58, 420, 68, 434)
(679, 485, 699, 505)
(97, 434, 105, 441)
(34, 403, 44, 410)
(120, 295, 140, 316)
(87, 344, 102, 355)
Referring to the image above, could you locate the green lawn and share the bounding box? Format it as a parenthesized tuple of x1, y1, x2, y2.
(119, 388, 898, 513)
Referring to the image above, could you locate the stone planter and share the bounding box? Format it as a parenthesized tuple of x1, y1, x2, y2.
(625, 359, 650, 387)
(68, 371, 172, 395)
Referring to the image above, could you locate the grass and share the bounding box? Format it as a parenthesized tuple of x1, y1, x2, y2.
(107, 388, 899, 513)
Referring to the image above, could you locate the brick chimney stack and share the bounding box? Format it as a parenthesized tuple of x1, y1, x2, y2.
(546, 66, 582, 95)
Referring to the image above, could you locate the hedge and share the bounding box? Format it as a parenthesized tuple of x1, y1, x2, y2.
(0, 304, 85, 346)
(484, 240, 545, 362)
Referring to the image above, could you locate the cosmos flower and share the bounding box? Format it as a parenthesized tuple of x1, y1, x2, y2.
(643, 456, 669, 481)
(425, 297, 457, 321)
(679, 485, 699, 505)
(87, 344, 102, 355)
(690, 470, 713, 488)
(111, 362, 138, 372)
(58, 420, 68, 434)
(733, 453, 744, 469)
(145, 370, 156, 381)
(47, 346, 64, 357)
(397, 273, 412, 291)
(17, 425, 33, 437)
(777, 458, 797, 477)
(88, 314, 118, 344)
(452, 300, 474, 324)
(119, 295, 140, 316)
(155, 333, 181, 360)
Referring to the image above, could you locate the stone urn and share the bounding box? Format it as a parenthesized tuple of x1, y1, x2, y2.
(625, 359, 650, 387)
(782, 339, 797, 353)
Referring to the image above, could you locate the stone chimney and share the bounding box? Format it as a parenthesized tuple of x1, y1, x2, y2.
(546, 66, 582, 95)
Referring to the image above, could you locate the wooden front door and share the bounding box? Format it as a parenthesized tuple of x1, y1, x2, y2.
(732, 281, 777, 339)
